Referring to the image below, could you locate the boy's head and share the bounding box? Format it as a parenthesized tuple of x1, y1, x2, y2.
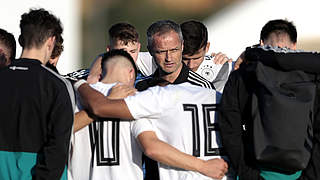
(181, 20, 210, 71)
(107, 23, 140, 62)
(260, 19, 297, 49)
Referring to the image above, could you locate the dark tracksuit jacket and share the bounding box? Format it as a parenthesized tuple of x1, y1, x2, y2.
(218, 47, 320, 180)
(0, 59, 75, 180)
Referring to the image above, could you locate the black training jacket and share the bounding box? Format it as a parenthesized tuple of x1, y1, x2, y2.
(0, 59, 75, 180)
(218, 46, 320, 180)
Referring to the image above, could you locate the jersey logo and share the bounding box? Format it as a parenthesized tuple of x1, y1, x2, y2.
(199, 65, 215, 82)
(9, 66, 29, 71)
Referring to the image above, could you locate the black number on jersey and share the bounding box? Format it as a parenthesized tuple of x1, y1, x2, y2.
(183, 104, 224, 157)
(89, 119, 120, 166)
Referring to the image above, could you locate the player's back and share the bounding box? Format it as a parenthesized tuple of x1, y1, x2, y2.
(0, 59, 74, 180)
(129, 82, 225, 179)
(69, 82, 143, 180)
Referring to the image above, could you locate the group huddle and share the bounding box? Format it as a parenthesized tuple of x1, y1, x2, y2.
(0, 8, 319, 180)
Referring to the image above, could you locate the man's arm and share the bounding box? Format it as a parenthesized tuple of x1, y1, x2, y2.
(77, 83, 133, 120)
(74, 110, 95, 132)
(74, 83, 137, 132)
(138, 131, 228, 179)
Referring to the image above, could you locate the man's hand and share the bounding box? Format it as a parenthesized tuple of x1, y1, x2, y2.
(198, 158, 228, 180)
(211, 52, 232, 64)
(234, 51, 245, 70)
(108, 83, 137, 99)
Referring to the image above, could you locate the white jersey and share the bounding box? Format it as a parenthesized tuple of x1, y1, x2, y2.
(125, 83, 233, 180)
(68, 82, 143, 180)
(136, 52, 157, 77)
(196, 55, 233, 93)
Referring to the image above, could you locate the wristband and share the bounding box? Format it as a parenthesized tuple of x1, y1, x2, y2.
(74, 79, 87, 91)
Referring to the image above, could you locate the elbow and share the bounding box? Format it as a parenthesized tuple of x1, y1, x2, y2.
(90, 105, 105, 117)
(144, 146, 162, 160)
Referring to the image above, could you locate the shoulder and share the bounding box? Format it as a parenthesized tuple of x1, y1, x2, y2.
(187, 70, 215, 89)
(135, 75, 155, 91)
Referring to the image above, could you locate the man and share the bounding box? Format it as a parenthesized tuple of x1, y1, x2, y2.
(68, 49, 143, 180)
(219, 19, 319, 180)
(0, 9, 74, 180)
(45, 34, 64, 74)
(180, 20, 232, 92)
(75, 79, 228, 180)
(233, 19, 297, 70)
(86, 22, 157, 84)
(0, 28, 16, 68)
(75, 20, 229, 180)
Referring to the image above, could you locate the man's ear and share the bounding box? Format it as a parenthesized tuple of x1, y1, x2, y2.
(260, 40, 264, 46)
(292, 42, 297, 50)
(106, 45, 111, 52)
(47, 36, 56, 52)
(205, 42, 210, 53)
(181, 40, 184, 52)
(137, 42, 141, 52)
(129, 68, 135, 80)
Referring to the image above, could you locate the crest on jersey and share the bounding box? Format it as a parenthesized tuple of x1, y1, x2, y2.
(199, 65, 215, 82)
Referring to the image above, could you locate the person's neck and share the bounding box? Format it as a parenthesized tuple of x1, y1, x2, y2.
(160, 64, 182, 83)
(100, 75, 117, 84)
(20, 47, 48, 65)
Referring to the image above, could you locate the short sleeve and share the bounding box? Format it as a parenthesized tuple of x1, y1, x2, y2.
(130, 118, 155, 138)
(136, 52, 157, 76)
(124, 87, 162, 120)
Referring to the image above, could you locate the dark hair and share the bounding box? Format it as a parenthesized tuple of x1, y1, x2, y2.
(0, 52, 7, 68)
(147, 20, 183, 48)
(180, 20, 208, 56)
(0, 28, 16, 62)
(101, 49, 137, 78)
(109, 23, 139, 46)
(260, 19, 297, 43)
(19, 8, 63, 49)
(50, 34, 64, 59)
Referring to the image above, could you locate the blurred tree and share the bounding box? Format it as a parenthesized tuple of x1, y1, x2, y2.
(81, 0, 237, 67)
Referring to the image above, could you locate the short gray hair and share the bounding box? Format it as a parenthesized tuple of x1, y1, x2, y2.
(147, 20, 183, 49)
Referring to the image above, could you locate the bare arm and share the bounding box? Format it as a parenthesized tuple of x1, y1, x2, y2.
(74, 110, 95, 132)
(78, 83, 133, 120)
(138, 131, 228, 179)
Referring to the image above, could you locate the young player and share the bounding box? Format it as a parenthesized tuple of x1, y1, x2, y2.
(68, 49, 143, 180)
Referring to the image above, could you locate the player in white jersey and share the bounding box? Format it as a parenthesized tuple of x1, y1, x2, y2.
(129, 82, 230, 180)
(68, 49, 143, 180)
(74, 20, 229, 180)
(86, 22, 157, 84)
(181, 20, 232, 92)
(74, 80, 229, 180)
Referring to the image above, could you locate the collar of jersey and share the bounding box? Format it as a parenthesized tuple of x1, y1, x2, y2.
(152, 63, 189, 85)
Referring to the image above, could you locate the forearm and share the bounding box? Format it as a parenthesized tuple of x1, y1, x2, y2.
(148, 139, 203, 172)
(74, 110, 95, 132)
(138, 132, 204, 173)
